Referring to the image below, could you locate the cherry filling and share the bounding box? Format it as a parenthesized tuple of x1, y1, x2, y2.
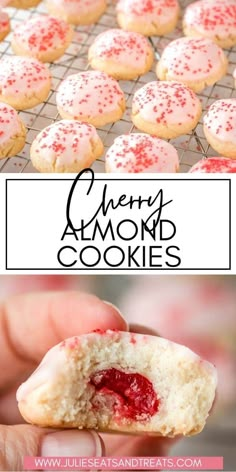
(90, 368, 159, 421)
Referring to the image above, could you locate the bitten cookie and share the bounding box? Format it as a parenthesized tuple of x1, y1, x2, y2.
(8, 0, 41, 8)
(105, 134, 179, 173)
(183, 0, 236, 49)
(132, 81, 202, 139)
(0, 56, 51, 110)
(30, 120, 104, 173)
(12, 15, 74, 63)
(203, 99, 236, 158)
(189, 157, 236, 172)
(56, 71, 126, 127)
(17, 330, 217, 436)
(45, 0, 106, 26)
(156, 37, 228, 93)
(0, 102, 26, 159)
(116, 0, 180, 36)
(0, 9, 10, 42)
(88, 29, 154, 80)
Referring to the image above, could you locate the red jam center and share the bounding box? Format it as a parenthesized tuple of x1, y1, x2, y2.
(90, 368, 159, 421)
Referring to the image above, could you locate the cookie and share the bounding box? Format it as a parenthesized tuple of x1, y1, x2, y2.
(45, 0, 107, 26)
(56, 70, 126, 127)
(17, 330, 217, 436)
(116, 0, 180, 36)
(132, 81, 202, 139)
(11, 15, 74, 63)
(0, 102, 26, 159)
(183, 0, 236, 49)
(0, 9, 10, 42)
(0, 56, 51, 110)
(203, 99, 236, 159)
(30, 120, 104, 173)
(8, 0, 41, 7)
(189, 157, 236, 172)
(156, 37, 228, 93)
(88, 29, 154, 80)
(105, 133, 179, 173)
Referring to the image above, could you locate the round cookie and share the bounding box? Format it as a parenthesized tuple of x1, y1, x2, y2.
(116, 0, 180, 36)
(132, 81, 202, 139)
(0, 56, 51, 110)
(17, 330, 217, 436)
(88, 29, 154, 80)
(30, 120, 104, 173)
(189, 157, 236, 172)
(56, 70, 126, 127)
(45, 0, 106, 26)
(0, 9, 10, 42)
(105, 134, 179, 173)
(183, 0, 236, 49)
(203, 99, 236, 159)
(8, 0, 41, 8)
(11, 15, 74, 63)
(156, 37, 228, 93)
(0, 102, 26, 159)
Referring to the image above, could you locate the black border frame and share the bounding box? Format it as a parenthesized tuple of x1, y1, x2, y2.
(5, 178, 232, 271)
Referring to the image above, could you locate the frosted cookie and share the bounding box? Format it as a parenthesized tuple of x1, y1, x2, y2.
(132, 81, 202, 139)
(30, 120, 104, 173)
(116, 0, 180, 36)
(11, 15, 74, 63)
(203, 99, 236, 158)
(17, 330, 217, 436)
(189, 157, 236, 172)
(8, 0, 41, 7)
(88, 29, 154, 80)
(105, 134, 179, 173)
(0, 56, 51, 110)
(56, 71, 126, 127)
(156, 37, 228, 93)
(0, 102, 26, 159)
(183, 0, 236, 49)
(0, 9, 10, 42)
(45, 0, 107, 26)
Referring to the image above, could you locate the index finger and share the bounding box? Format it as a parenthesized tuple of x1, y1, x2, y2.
(0, 291, 127, 389)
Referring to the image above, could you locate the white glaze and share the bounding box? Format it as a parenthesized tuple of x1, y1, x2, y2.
(203, 99, 236, 144)
(106, 133, 179, 173)
(0, 56, 51, 96)
(184, 0, 236, 38)
(117, 0, 179, 25)
(0, 102, 22, 145)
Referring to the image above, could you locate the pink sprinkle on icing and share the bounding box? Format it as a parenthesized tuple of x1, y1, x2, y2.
(0, 56, 51, 96)
(133, 80, 200, 126)
(0, 8, 9, 35)
(106, 133, 179, 173)
(190, 157, 236, 172)
(56, 70, 124, 118)
(159, 36, 226, 81)
(117, 0, 179, 25)
(184, 0, 236, 39)
(0, 102, 22, 145)
(203, 99, 236, 144)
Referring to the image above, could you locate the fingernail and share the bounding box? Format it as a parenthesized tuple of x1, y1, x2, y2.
(103, 300, 129, 330)
(40, 430, 103, 457)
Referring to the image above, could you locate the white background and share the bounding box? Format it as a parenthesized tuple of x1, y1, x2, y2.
(0, 173, 233, 274)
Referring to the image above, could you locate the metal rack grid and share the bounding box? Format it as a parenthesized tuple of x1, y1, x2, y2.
(0, 0, 236, 173)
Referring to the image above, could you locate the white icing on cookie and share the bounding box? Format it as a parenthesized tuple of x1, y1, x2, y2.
(32, 120, 100, 166)
(117, 0, 179, 26)
(12, 15, 72, 54)
(0, 103, 22, 145)
(184, 0, 236, 39)
(158, 37, 226, 82)
(203, 99, 236, 144)
(189, 157, 236, 172)
(48, 0, 105, 16)
(0, 56, 51, 97)
(0, 9, 9, 35)
(90, 29, 151, 69)
(106, 133, 179, 173)
(133, 81, 200, 125)
(57, 70, 124, 118)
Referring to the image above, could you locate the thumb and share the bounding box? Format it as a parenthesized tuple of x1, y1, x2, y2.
(0, 425, 103, 471)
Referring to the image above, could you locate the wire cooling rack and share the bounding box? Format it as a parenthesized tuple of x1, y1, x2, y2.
(0, 0, 236, 173)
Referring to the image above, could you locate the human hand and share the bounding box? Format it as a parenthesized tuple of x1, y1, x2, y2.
(0, 291, 175, 470)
